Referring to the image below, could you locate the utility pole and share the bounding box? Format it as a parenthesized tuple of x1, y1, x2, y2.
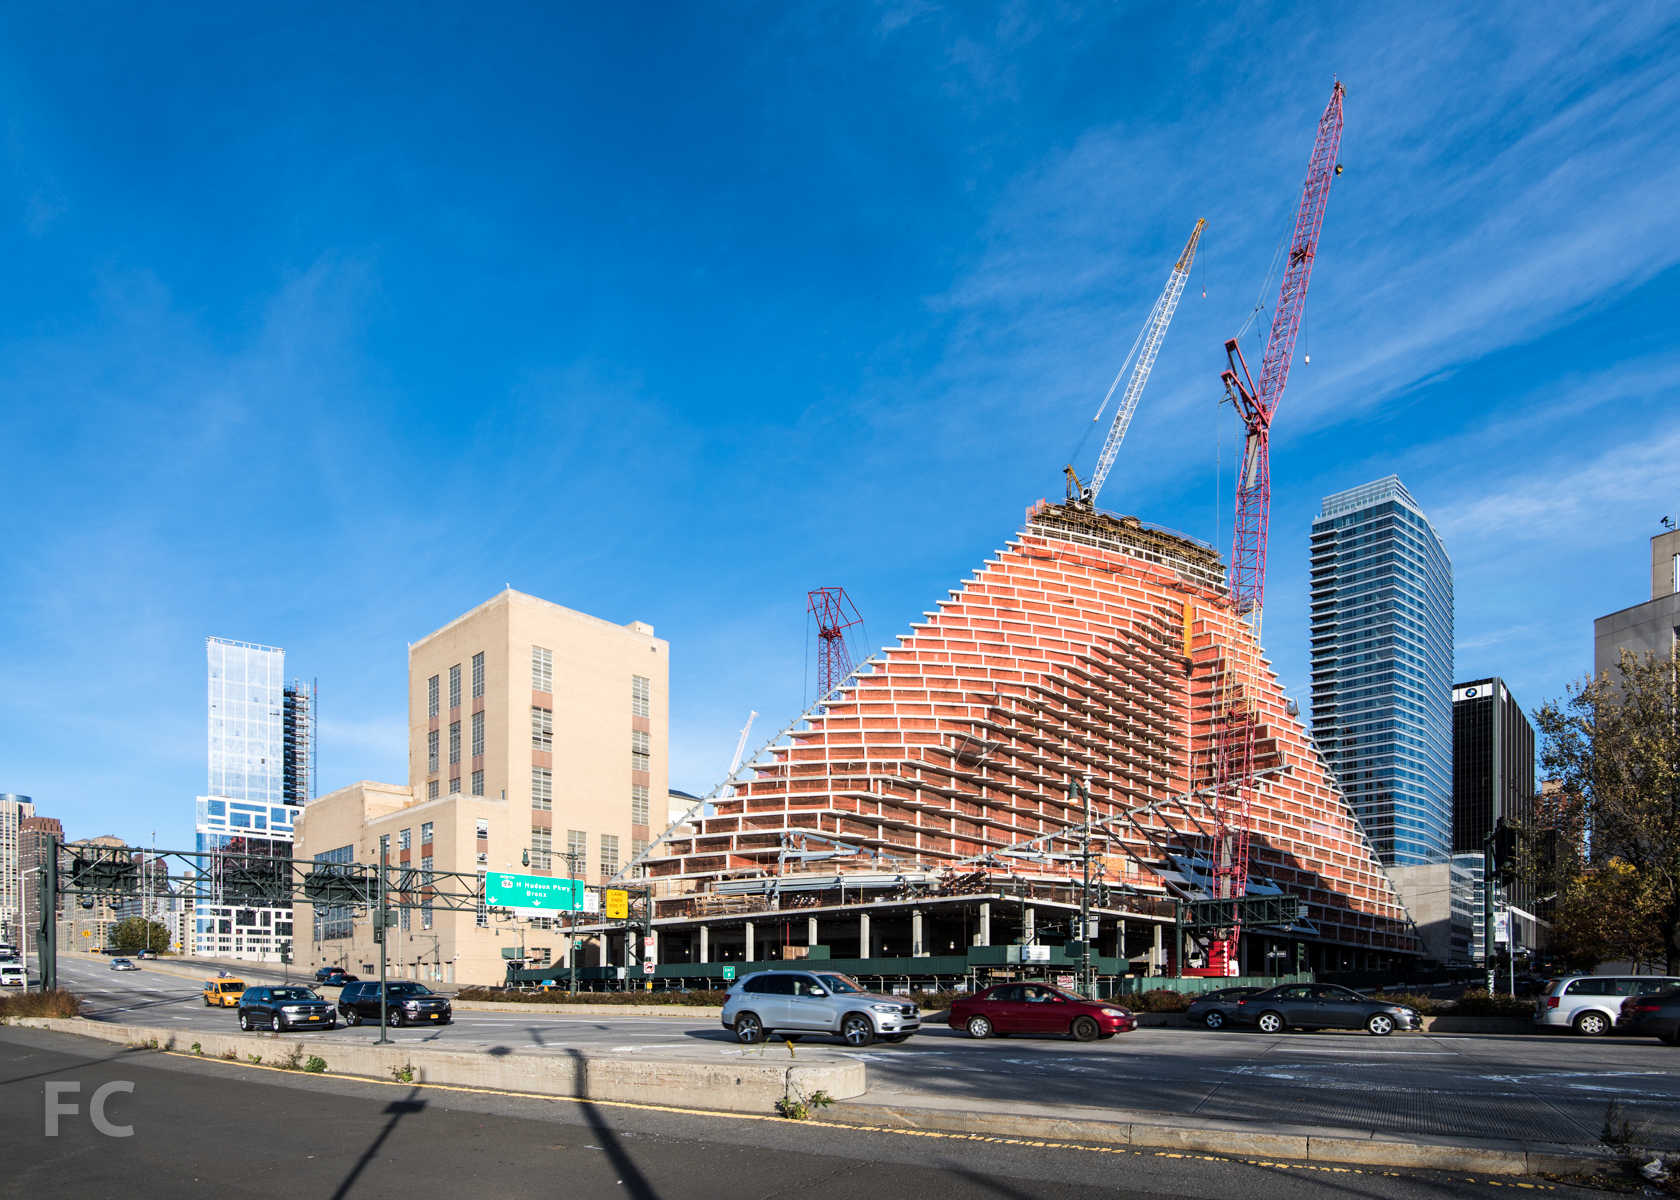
(38, 837, 57, 993)
(1076, 774, 1094, 998)
(376, 856, 391, 1045)
(561, 849, 584, 996)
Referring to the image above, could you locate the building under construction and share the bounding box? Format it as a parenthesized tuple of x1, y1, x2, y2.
(638, 500, 1421, 979)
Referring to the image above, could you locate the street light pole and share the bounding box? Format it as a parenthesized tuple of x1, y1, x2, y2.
(376, 856, 391, 1045)
(1078, 774, 1094, 999)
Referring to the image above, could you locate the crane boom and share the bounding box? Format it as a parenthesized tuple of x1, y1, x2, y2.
(1201, 81, 1345, 977)
(1081, 219, 1206, 505)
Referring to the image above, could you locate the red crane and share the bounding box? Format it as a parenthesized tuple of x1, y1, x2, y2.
(1203, 81, 1345, 975)
(807, 588, 864, 708)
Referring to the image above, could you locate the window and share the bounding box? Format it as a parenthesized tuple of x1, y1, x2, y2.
(449, 777, 461, 795)
(427, 780, 439, 799)
(567, 830, 586, 874)
(398, 828, 411, 851)
(472, 651, 485, 699)
(401, 905, 410, 931)
(428, 675, 440, 718)
(531, 826, 552, 870)
(421, 853, 433, 930)
(532, 768, 553, 810)
(379, 835, 390, 858)
(312, 844, 356, 941)
(427, 730, 439, 774)
(532, 706, 553, 752)
(532, 645, 553, 693)
(449, 721, 461, 765)
(471, 769, 484, 796)
(476, 871, 488, 927)
(476, 818, 489, 841)
(632, 729, 650, 773)
(631, 785, 649, 826)
(631, 838, 649, 864)
(449, 664, 461, 710)
(420, 822, 433, 845)
(632, 675, 650, 717)
(601, 834, 620, 877)
(471, 710, 484, 757)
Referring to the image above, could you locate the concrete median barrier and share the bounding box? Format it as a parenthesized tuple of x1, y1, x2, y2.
(5, 1016, 863, 1113)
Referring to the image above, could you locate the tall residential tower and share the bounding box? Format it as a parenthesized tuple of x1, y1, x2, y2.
(1309, 477, 1454, 865)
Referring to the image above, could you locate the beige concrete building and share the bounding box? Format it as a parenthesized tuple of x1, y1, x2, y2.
(295, 591, 668, 985)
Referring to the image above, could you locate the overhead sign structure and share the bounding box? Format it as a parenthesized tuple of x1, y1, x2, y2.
(485, 873, 583, 916)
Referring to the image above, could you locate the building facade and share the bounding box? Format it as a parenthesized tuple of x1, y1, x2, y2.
(294, 590, 669, 984)
(1309, 477, 1454, 865)
(1595, 528, 1680, 677)
(19, 815, 62, 952)
(1384, 859, 1475, 966)
(1452, 677, 1539, 953)
(195, 638, 300, 962)
(0, 795, 35, 946)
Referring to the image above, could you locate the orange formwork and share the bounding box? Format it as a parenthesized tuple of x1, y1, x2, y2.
(651, 501, 1419, 960)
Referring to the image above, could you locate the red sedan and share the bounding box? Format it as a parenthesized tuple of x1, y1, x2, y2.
(947, 983, 1137, 1041)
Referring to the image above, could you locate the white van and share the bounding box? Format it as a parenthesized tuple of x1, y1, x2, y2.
(1536, 975, 1680, 1035)
(0, 964, 26, 988)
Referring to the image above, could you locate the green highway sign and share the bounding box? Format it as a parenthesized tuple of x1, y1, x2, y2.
(721, 965, 736, 981)
(486, 872, 583, 914)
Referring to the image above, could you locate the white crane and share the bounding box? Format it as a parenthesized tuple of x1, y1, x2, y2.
(722, 711, 758, 798)
(1067, 218, 1206, 506)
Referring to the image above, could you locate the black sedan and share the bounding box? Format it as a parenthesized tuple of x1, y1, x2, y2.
(314, 967, 359, 983)
(337, 980, 452, 1026)
(238, 986, 336, 1032)
(1231, 983, 1422, 1036)
(1185, 986, 1265, 1030)
(1618, 988, 1680, 1043)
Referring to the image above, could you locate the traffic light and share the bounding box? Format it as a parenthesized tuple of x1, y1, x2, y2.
(1493, 821, 1520, 888)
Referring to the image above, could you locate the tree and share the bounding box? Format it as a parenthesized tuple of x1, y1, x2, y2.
(1546, 860, 1665, 972)
(1536, 650, 1680, 973)
(109, 917, 171, 954)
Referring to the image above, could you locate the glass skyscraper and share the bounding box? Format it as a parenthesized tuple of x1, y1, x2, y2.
(1309, 476, 1453, 865)
(196, 638, 299, 960)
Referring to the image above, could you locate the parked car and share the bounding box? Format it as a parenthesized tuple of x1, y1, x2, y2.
(947, 983, 1136, 1041)
(337, 980, 452, 1027)
(1617, 988, 1680, 1044)
(1231, 983, 1422, 1035)
(1535, 975, 1680, 1036)
(239, 986, 336, 1032)
(720, 970, 922, 1046)
(109, 958, 140, 971)
(136, 950, 156, 960)
(0, 964, 25, 987)
(314, 967, 359, 984)
(202, 977, 246, 1007)
(1186, 987, 1266, 1030)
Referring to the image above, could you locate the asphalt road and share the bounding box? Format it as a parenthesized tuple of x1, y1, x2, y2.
(42, 955, 1680, 1149)
(0, 1025, 1618, 1200)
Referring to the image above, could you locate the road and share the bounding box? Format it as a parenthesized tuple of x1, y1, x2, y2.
(0, 1024, 1618, 1200)
(43, 955, 1680, 1149)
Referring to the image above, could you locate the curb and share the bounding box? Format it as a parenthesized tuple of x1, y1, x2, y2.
(821, 1103, 1612, 1177)
(5, 1016, 863, 1114)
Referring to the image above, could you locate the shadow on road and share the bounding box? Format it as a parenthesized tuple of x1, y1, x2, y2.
(566, 1048, 660, 1200)
(328, 1090, 427, 1200)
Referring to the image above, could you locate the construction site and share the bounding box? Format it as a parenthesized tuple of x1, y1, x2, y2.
(590, 80, 1426, 989)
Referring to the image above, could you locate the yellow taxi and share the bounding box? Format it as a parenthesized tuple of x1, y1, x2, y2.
(203, 977, 245, 1007)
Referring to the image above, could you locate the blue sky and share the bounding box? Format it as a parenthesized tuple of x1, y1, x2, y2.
(3, 3, 1678, 850)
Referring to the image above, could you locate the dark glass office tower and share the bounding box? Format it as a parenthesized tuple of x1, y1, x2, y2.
(1310, 477, 1454, 865)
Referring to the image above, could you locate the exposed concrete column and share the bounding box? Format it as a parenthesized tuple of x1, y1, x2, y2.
(978, 902, 991, 947)
(745, 921, 755, 963)
(699, 925, 709, 964)
(912, 909, 926, 957)
(807, 917, 818, 946)
(1023, 907, 1036, 945)
(1152, 923, 1164, 976)
(860, 912, 871, 959)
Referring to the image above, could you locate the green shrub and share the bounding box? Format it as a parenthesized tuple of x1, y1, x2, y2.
(1366, 991, 1444, 1015)
(1125, 989, 1191, 1013)
(303, 1056, 327, 1074)
(456, 986, 729, 1006)
(1450, 988, 1534, 1017)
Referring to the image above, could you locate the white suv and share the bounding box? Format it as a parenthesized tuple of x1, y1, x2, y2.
(0, 964, 26, 988)
(1536, 975, 1680, 1035)
(720, 970, 921, 1047)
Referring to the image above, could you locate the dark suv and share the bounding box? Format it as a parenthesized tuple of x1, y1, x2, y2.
(238, 986, 336, 1032)
(337, 981, 452, 1027)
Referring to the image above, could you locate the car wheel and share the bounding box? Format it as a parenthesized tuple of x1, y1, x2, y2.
(966, 1015, 994, 1039)
(1257, 1011, 1286, 1034)
(389, 1010, 405, 1028)
(239, 1013, 250, 1031)
(841, 1013, 877, 1048)
(345, 1008, 362, 1026)
(1070, 1016, 1101, 1042)
(272, 1015, 283, 1033)
(1574, 1011, 1611, 1036)
(1659, 1032, 1678, 1045)
(734, 1013, 765, 1044)
(1366, 1013, 1395, 1036)
(1204, 1010, 1226, 1030)
(204, 996, 212, 1007)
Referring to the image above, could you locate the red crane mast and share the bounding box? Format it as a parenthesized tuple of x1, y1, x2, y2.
(807, 588, 864, 709)
(1204, 81, 1345, 975)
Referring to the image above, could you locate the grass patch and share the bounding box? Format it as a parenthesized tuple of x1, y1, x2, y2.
(0, 989, 84, 1019)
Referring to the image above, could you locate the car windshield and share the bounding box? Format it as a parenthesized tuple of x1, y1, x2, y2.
(385, 983, 432, 996)
(816, 974, 865, 994)
(271, 988, 318, 1001)
(221, 982, 243, 991)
